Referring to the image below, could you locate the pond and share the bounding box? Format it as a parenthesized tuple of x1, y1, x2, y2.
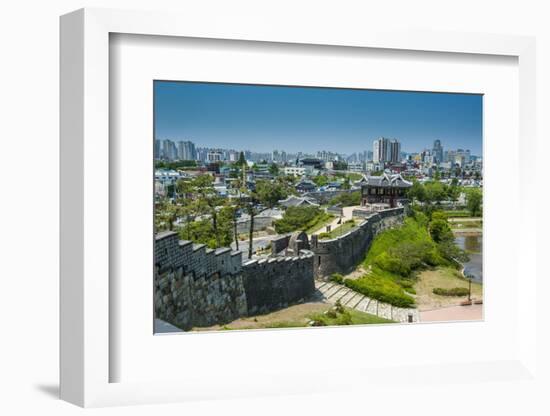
(454, 233, 483, 282)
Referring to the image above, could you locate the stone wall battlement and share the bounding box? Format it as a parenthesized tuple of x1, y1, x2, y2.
(242, 250, 315, 315)
(155, 231, 242, 279)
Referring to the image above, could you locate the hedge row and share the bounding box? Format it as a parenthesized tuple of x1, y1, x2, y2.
(432, 287, 470, 296)
(345, 275, 415, 308)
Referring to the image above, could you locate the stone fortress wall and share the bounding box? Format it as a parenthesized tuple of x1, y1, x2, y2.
(242, 252, 315, 315)
(154, 231, 314, 330)
(154, 232, 247, 331)
(154, 208, 404, 330)
(310, 207, 405, 278)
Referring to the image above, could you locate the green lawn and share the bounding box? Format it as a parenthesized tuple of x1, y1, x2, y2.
(308, 307, 395, 326)
(211, 304, 394, 330)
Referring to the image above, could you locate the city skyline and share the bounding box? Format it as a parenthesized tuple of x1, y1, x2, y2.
(154, 81, 483, 155)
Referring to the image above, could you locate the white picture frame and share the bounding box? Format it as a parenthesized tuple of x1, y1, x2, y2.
(60, 7, 538, 408)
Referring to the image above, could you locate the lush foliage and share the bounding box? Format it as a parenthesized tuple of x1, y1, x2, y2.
(254, 179, 293, 208)
(345, 275, 415, 308)
(329, 191, 361, 207)
(329, 273, 344, 284)
(345, 210, 469, 307)
(432, 287, 470, 296)
(313, 174, 329, 187)
(407, 180, 463, 207)
(274, 206, 327, 234)
(465, 188, 483, 217)
(429, 219, 453, 242)
(309, 303, 395, 326)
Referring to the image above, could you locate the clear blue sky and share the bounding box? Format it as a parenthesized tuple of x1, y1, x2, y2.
(154, 81, 482, 155)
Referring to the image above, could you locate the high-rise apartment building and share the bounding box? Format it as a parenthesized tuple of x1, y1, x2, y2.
(390, 140, 401, 163)
(159, 139, 177, 160)
(177, 140, 197, 161)
(373, 137, 401, 164)
(432, 139, 443, 163)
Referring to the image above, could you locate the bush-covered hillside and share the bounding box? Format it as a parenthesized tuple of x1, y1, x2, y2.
(343, 209, 468, 307)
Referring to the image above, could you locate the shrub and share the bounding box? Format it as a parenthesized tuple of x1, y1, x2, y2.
(330, 273, 344, 284)
(318, 232, 331, 239)
(345, 275, 415, 308)
(431, 211, 448, 221)
(432, 287, 470, 296)
(373, 252, 411, 276)
(274, 206, 324, 234)
(329, 191, 361, 207)
(335, 310, 353, 325)
(429, 219, 453, 243)
(398, 279, 414, 289)
(325, 309, 337, 318)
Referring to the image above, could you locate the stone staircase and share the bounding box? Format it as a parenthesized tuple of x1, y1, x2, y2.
(315, 280, 419, 323)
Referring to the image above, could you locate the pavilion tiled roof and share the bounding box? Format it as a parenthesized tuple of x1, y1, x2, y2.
(356, 173, 412, 188)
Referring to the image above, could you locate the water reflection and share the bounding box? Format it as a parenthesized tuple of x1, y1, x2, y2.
(454, 234, 483, 282)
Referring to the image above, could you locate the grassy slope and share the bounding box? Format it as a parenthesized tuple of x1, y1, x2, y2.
(345, 217, 438, 308)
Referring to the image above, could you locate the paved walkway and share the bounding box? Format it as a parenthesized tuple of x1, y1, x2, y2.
(419, 304, 483, 322)
(315, 280, 419, 323)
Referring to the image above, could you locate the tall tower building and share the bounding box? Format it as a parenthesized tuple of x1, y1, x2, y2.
(373, 137, 389, 163)
(177, 140, 197, 160)
(160, 139, 177, 160)
(432, 139, 444, 163)
(373, 137, 400, 164)
(390, 140, 401, 163)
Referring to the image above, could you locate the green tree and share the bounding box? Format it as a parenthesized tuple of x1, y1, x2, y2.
(254, 179, 291, 208)
(274, 206, 323, 234)
(329, 191, 361, 207)
(466, 188, 482, 216)
(429, 219, 453, 243)
(447, 184, 461, 202)
(407, 181, 427, 204)
(424, 181, 446, 204)
(237, 151, 247, 167)
(190, 174, 224, 247)
(313, 174, 329, 187)
(269, 163, 279, 176)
